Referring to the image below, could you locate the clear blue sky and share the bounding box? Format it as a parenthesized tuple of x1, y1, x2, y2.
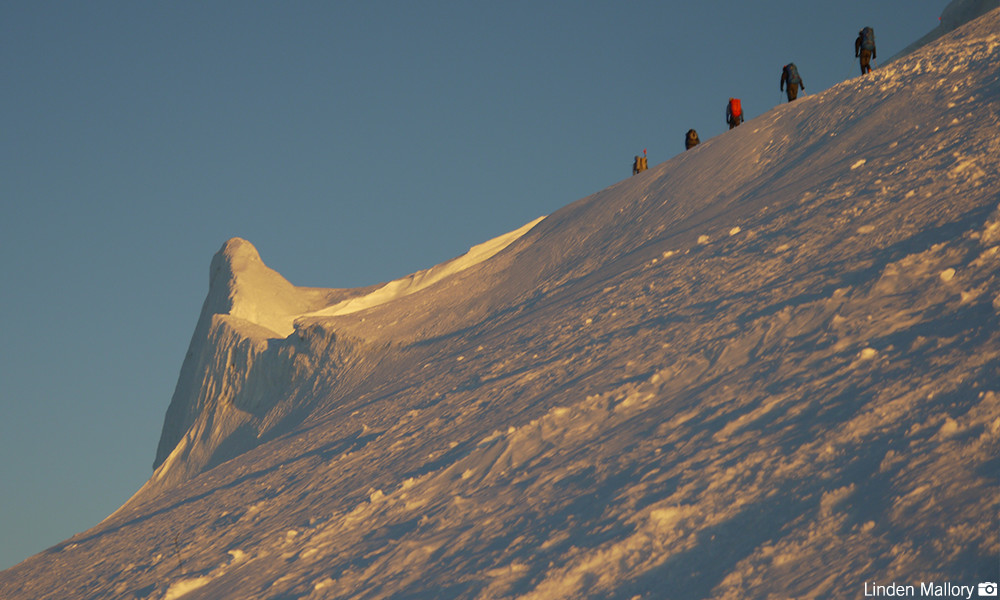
(1, 0, 947, 570)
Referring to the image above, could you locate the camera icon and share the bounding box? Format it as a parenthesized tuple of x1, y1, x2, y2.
(980, 582, 998, 597)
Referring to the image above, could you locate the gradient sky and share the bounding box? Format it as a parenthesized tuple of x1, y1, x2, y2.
(1, 0, 949, 570)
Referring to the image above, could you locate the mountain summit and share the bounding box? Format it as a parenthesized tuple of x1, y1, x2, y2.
(3, 7, 999, 600)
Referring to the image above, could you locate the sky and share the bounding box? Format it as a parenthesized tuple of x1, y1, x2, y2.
(0, 0, 951, 571)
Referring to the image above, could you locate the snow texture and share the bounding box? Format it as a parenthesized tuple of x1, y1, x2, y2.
(2, 5, 999, 600)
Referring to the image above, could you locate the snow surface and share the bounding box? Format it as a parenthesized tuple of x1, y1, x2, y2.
(2, 6, 999, 600)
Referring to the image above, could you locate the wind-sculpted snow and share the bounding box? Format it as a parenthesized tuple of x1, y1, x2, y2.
(2, 8, 999, 600)
(145, 219, 542, 494)
(148, 237, 361, 489)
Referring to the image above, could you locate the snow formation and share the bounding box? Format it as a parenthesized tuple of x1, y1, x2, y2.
(149, 218, 543, 493)
(2, 7, 999, 600)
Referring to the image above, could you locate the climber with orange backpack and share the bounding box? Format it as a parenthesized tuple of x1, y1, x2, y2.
(726, 98, 743, 130)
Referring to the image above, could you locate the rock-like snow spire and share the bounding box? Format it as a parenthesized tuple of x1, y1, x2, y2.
(150, 239, 338, 478)
(148, 225, 540, 488)
(205, 238, 315, 338)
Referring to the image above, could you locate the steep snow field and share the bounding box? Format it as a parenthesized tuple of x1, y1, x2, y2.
(2, 7, 999, 600)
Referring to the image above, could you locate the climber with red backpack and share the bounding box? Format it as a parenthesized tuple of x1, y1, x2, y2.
(855, 26, 876, 75)
(780, 63, 805, 102)
(726, 98, 743, 130)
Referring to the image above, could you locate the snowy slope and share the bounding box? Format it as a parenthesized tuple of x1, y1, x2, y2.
(3, 7, 999, 600)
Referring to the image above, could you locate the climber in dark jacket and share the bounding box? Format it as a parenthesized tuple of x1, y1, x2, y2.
(855, 27, 876, 75)
(685, 129, 700, 150)
(780, 63, 804, 101)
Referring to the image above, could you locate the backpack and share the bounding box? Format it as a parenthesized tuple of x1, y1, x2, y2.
(860, 26, 875, 51)
(728, 98, 742, 118)
(685, 129, 700, 149)
(784, 63, 800, 85)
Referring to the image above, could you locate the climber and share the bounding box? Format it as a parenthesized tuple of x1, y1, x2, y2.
(632, 150, 648, 175)
(780, 63, 805, 101)
(685, 129, 700, 150)
(726, 98, 743, 130)
(856, 26, 876, 75)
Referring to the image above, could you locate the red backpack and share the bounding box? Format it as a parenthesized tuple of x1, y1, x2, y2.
(728, 98, 742, 118)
